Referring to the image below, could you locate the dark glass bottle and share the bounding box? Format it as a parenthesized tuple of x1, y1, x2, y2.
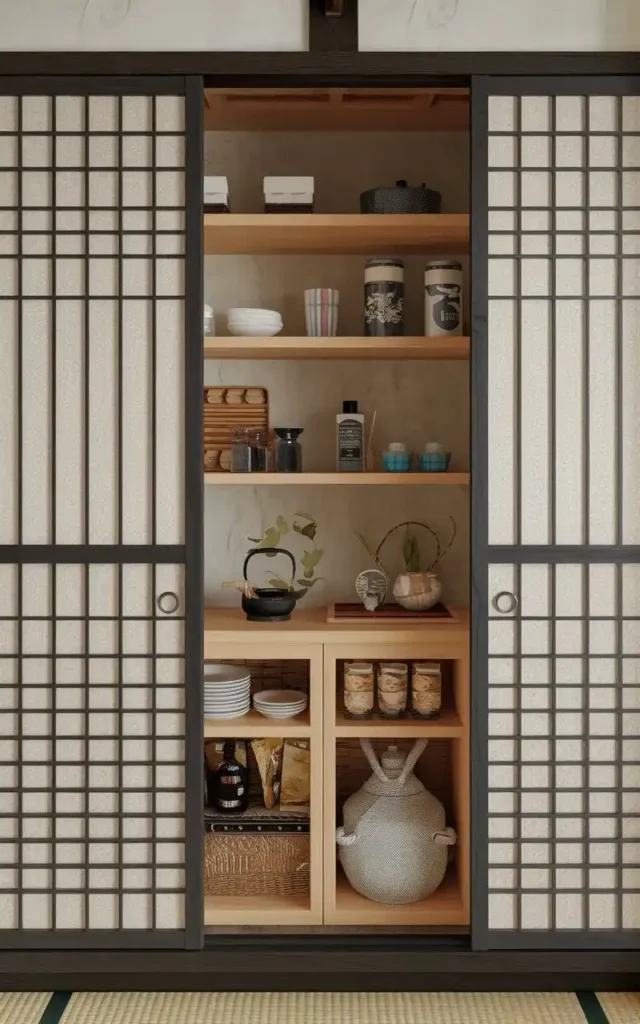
(211, 740, 249, 814)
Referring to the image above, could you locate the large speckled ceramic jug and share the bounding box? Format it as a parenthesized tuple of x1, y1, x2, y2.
(336, 739, 456, 905)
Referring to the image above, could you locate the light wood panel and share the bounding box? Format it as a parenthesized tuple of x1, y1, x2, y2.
(204, 472, 469, 486)
(204, 607, 470, 650)
(203, 214, 469, 256)
(203, 707, 311, 739)
(333, 708, 464, 739)
(331, 868, 467, 926)
(204, 892, 312, 927)
(204, 87, 470, 133)
(204, 336, 470, 361)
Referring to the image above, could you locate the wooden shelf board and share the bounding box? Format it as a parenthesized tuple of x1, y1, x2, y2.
(329, 868, 467, 927)
(204, 335, 470, 361)
(203, 214, 469, 256)
(204, 607, 469, 651)
(333, 707, 464, 739)
(203, 707, 311, 738)
(204, 472, 469, 486)
(204, 892, 312, 927)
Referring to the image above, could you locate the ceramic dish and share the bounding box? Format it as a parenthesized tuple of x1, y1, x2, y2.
(204, 665, 251, 684)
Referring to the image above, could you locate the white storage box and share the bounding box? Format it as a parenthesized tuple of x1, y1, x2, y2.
(264, 176, 314, 210)
(204, 175, 229, 210)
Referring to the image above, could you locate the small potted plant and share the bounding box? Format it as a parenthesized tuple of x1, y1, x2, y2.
(356, 518, 456, 612)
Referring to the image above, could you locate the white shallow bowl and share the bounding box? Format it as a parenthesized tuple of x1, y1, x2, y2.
(204, 707, 250, 720)
(204, 683, 250, 693)
(254, 689, 307, 705)
(204, 665, 252, 684)
(227, 308, 282, 318)
(228, 312, 282, 321)
(254, 708, 306, 720)
(254, 699, 307, 709)
(228, 323, 283, 338)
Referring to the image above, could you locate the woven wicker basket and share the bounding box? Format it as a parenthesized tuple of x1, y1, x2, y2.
(204, 832, 310, 898)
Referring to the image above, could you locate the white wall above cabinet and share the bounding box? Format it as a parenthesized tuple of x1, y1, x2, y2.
(360, 0, 640, 51)
(0, 0, 306, 51)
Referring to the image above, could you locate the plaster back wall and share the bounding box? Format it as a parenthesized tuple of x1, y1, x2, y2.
(204, 128, 469, 610)
(0, 0, 638, 51)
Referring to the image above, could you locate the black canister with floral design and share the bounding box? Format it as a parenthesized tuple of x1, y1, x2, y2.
(364, 258, 404, 337)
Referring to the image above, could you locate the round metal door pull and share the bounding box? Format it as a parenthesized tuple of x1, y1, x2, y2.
(493, 591, 518, 614)
(157, 591, 180, 614)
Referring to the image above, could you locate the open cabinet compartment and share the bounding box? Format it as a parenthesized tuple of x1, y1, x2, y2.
(323, 640, 470, 928)
(203, 643, 324, 927)
(203, 84, 471, 935)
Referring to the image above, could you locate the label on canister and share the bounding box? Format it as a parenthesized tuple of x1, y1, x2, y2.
(424, 261, 463, 336)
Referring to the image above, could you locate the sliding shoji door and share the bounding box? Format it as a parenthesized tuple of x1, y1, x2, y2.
(472, 77, 640, 949)
(0, 78, 203, 948)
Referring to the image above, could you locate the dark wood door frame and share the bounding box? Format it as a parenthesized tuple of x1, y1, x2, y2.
(0, 50, 639, 83)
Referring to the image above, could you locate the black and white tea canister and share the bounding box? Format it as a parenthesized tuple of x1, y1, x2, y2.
(424, 260, 463, 336)
(364, 258, 404, 337)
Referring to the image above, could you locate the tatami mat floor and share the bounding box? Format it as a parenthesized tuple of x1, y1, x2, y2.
(0, 990, 635, 1024)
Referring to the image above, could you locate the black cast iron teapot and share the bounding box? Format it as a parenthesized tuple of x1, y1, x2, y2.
(241, 547, 298, 623)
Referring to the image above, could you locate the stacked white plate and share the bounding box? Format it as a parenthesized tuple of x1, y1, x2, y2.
(227, 308, 283, 338)
(253, 689, 308, 720)
(204, 664, 251, 719)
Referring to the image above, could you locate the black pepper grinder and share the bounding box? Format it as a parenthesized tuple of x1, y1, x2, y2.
(211, 740, 249, 814)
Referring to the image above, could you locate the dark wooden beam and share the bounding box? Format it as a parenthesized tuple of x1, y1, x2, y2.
(309, 0, 358, 52)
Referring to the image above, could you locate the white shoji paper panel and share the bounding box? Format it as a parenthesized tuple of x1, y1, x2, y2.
(0, 93, 186, 549)
(488, 93, 640, 546)
(0, 562, 185, 931)
(488, 561, 640, 933)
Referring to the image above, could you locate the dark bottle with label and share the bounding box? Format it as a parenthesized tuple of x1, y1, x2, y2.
(211, 740, 249, 814)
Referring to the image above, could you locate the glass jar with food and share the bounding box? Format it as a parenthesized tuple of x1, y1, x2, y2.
(377, 662, 408, 718)
(411, 661, 442, 718)
(343, 662, 374, 718)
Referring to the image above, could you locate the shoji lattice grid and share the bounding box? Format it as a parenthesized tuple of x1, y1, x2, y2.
(488, 562, 640, 933)
(487, 94, 640, 547)
(0, 562, 185, 930)
(0, 94, 185, 546)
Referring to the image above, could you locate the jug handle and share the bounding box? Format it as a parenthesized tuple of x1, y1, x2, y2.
(398, 739, 428, 784)
(336, 826, 358, 847)
(360, 737, 428, 784)
(360, 738, 388, 782)
(433, 826, 457, 846)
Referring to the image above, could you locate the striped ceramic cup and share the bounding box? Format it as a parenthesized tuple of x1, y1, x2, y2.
(304, 288, 339, 336)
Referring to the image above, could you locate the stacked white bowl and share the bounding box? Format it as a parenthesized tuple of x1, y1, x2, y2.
(204, 664, 251, 719)
(253, 689, 308, 720)
(227, 308, 283, 337)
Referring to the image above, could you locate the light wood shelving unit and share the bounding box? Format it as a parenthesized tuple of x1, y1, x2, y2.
(202, 610, 470, 929)
(204, 336, 470, 361)
(203, 213, 469, 256)
(203, 164, 471, 929)
(205, 472, 469, 487)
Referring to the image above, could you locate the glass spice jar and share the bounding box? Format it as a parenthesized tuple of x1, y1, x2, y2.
(343, 662, 374, 718)
(411, 662, 442, 718)
(231, 427, 250, 473)
(247, 427, 272, 472)
(377, 662, 408, 718)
